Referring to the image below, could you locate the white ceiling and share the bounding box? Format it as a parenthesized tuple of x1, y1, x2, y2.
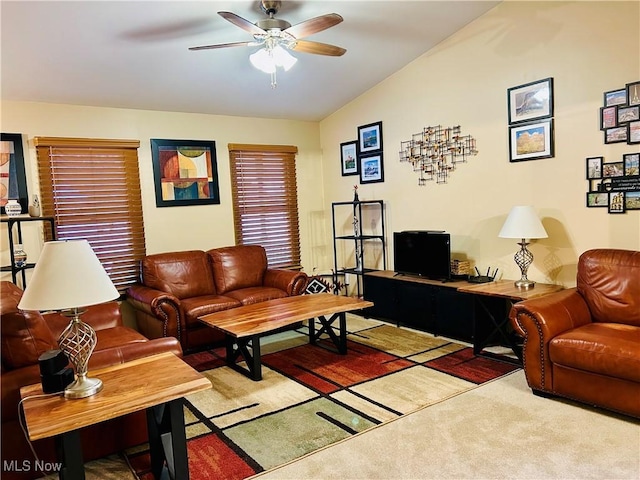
(1, 1, 500, 122)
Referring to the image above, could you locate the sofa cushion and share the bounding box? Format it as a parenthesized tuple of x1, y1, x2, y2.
(226, 286, 288, 306)
(208, 245, 267, 295)
(1, 281, 58, 370)
(550, 323, 640, 383)
(142, 250, 217, 299)
(577, 249, 640, 327)
(182, 295, 242, 327)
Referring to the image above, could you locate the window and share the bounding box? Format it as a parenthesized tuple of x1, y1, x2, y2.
(229, 144, 301, 269)
(34, 137, 145, 294)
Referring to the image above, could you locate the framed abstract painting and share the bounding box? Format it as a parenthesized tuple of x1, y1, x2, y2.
(151, 138, 220, 207)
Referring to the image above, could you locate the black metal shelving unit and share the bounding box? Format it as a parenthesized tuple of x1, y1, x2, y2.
(331, 200, 386, 298)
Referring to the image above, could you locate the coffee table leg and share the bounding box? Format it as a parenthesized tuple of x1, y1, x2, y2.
(310, 312, 347, 354)
(227, 335, 263, 381)
(147, 399, 189, 480)
(55, 430, 84, 480)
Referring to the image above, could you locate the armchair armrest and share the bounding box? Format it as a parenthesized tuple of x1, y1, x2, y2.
(126, 284, 184, 344)
(509, 288, 592, 391)
(264, 269, 308, 296)
(1, 364, 41, 423)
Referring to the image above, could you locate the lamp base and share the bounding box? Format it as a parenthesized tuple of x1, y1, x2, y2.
(514, 278, 536, 289)
(64, 375, 103, 399)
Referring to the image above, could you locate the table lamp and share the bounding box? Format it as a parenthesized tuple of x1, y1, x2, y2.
(18, 240, 119, 399)
(498, 206, 548, 289)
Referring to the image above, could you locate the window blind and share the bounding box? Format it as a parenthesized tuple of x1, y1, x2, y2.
(34, 137, 145, 294)
(229, 144, 301, 269)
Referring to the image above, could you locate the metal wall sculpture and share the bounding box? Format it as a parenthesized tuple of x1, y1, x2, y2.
(399, 125, 478, 185)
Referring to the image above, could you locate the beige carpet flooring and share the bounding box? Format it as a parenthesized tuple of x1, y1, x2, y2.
(252, 371, 640, 480)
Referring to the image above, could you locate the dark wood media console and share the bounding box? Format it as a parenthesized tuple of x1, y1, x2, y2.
(363, 270, 479, 343)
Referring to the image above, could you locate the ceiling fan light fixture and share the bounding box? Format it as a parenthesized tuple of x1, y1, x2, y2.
(249, 48, 276, 73)
(272, 45, 297, 71)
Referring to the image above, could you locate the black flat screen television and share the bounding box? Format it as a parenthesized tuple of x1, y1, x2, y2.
(393, 231, 451, 280)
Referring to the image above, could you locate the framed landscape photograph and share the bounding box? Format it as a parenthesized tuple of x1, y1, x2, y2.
(509, 118, 554, 162)
(0, 132, 28, 215)
(151, 138, 220, 207)
(359, 153, 384, 184)
(628, 120, 640, 144)
(358, 121, 383, 154)
(586, 156, 603, 179)
(604, 126, 627, 144)
(608, 191, 625, 213)
(617, 106, 640, 124)
(586, 191, 609, 208)
(340, 140, 358, 176)
(627, 81, 640, 106)
(507, 77, 553, 124)
(623, 153, 640, 176)
(625, 191, 640, 210)
(604, 88, 627, 107)
(600, 106, 617, 130)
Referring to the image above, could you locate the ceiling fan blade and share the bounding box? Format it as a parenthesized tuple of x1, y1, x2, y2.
(284, 13, 343, 39)
(292, 40, 346, 56)
(218, 11, 266, 36)
(189, 41, 253, 51)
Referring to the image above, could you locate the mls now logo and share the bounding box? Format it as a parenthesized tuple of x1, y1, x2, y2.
(3, 460, 63, 473)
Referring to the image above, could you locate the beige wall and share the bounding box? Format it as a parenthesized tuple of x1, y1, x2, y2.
(0, 102, 324, 276)
(319, 1, 640, 288)
(2, 1, 639, 290)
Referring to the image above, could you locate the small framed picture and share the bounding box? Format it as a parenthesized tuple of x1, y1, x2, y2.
(340, 140, 359, 176)
(627, 120, 640, 144)
(603, 162, 624, 177)
(604, 126, 628, 144)
(608, 191, 625, 213)
(604, 88, 627, 107)
(617, 106, 640, 124)
(623, 153, 640, 176)
(507, 77, 553, 124)
(625, 190, 640, 210)
(600, 106, 617, 130)
(358, 121, 383, 154)
(509, 118, 554, 162)
(586, 156, 603, 179)
(626, 81, 640, 107)
(586, 191, 609, 208)
(359, 153, 384, 184)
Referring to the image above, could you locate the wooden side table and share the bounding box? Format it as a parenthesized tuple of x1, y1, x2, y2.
(20, 352, 210, 480)
(457, 280, 563, 363)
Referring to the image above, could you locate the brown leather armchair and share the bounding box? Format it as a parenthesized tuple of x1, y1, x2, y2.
(509, 249, 640, 418)
(127, 245, 308, 352)
(1, 281, 182, 480)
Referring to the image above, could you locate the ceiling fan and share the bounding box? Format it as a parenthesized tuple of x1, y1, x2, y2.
(189, 0, 346, 87)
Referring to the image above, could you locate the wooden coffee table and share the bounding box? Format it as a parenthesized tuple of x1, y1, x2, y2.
(20, 352, 211, 480)
(199, 293, 373, 381)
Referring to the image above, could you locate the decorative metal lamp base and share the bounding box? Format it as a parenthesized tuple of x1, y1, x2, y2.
(64, 375, 103, 399)
(513, 239, 536, 289)
(59, 308, 102, 399)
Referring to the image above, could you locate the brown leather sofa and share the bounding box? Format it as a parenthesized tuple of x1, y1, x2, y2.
(509, 249, 640, 418)
(126, 245, 308, 352)
(0, 281, 182, 480)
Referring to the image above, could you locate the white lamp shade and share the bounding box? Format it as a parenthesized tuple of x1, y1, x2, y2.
(498, 206, 548, 239)
(18, 240, 119, 311)
(272, 45, 297, 71)
(250, 48, 276, 73)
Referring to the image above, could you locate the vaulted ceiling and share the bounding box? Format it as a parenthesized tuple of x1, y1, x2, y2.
(1, 1, 500, 121)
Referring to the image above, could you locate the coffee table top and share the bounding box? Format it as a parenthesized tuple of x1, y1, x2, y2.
(20, 352, 210, 441)
(199, 293, 373, 338)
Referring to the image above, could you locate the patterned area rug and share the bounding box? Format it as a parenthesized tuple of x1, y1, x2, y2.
(126, 315, 519, 480)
